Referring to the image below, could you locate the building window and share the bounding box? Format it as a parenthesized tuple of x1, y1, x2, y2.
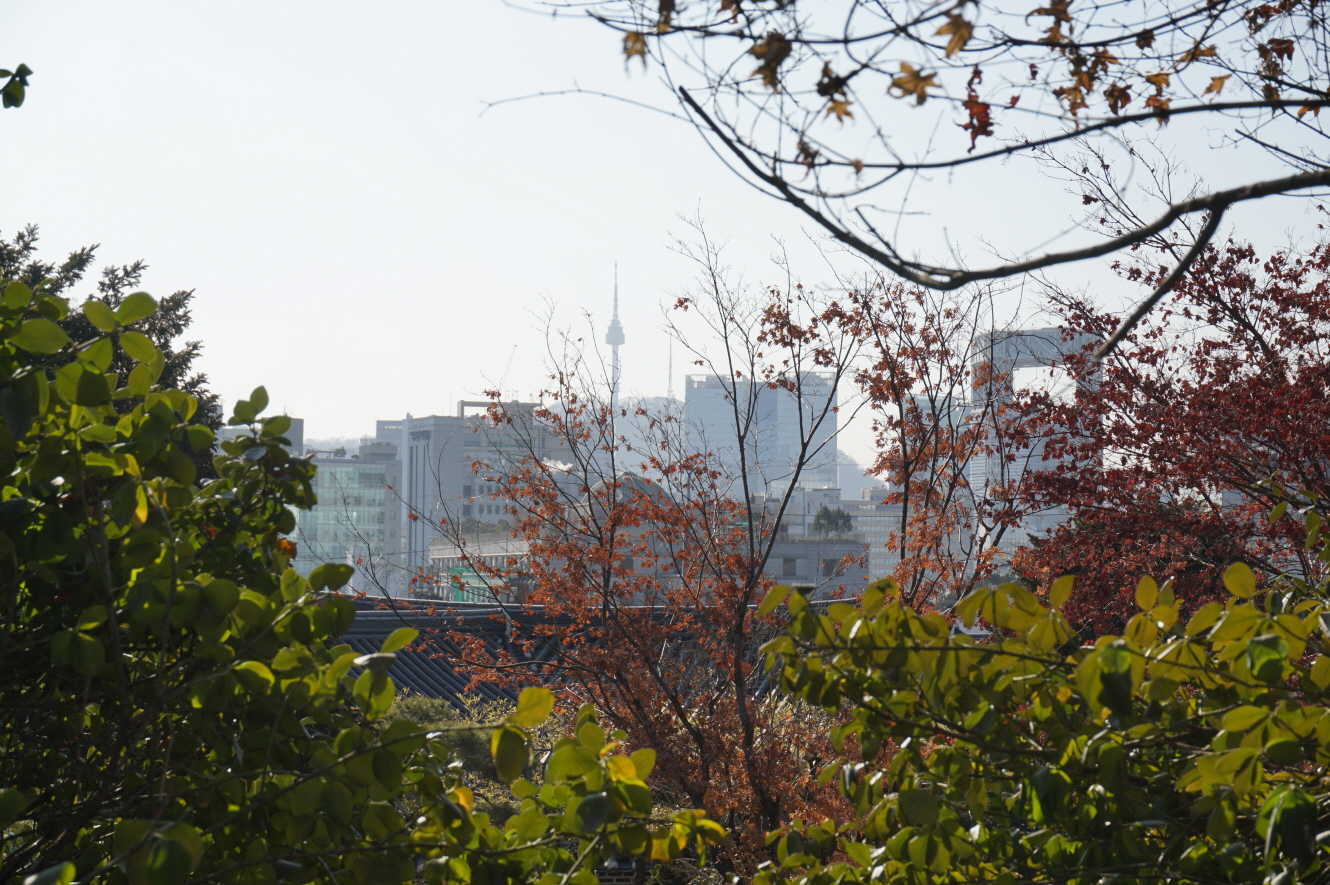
(782, 558, 797, 576)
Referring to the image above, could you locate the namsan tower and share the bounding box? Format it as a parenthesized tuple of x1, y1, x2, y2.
(605, 263, 625, 407)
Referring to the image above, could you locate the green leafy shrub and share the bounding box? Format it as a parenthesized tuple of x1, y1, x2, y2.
(756, 517, 1330, 885)
(0, 277, 723, 885)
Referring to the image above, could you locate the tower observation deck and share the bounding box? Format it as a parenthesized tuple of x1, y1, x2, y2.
(606, 265, 625, 405)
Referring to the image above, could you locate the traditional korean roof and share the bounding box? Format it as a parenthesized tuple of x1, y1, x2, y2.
(340, 601, 565, 711)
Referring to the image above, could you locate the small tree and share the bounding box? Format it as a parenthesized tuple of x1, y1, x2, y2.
(811, 506, 851, 536)
(415, 236, 863, 870)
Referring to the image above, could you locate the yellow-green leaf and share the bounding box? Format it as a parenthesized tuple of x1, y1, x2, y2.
(1135, 576, 1158, 611)
(115, 291, 157, 325)
(509, 686, 554, 728)
(380, 626, 418, 654)
(758, 584, 789, 616)
(84, 299, 118, 332)
(11, 318, 69, 354)
(1224, 562, 1257, 598)
(1050, 575, 1073, 609)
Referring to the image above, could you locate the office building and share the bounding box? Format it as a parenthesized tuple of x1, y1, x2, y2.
(683, 372, 838, 498)
(292, 441, 402, 595)
(381, 402, 572, 576)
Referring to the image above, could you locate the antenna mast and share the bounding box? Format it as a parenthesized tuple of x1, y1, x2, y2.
(667, 339, 674, 400)
(605, 263, 625, 408)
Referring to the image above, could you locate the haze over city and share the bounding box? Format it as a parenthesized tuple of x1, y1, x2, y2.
(5, 1, 1310, 466)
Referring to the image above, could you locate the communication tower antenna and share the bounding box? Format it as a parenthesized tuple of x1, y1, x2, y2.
(605, 263, 625, 408)
(667, 339, 674, 401)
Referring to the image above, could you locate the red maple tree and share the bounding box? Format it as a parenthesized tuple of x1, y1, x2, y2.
(1010, 237, 1330, 630)
(425, 240, 863, 869)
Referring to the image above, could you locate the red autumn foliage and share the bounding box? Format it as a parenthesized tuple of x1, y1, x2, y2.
(1009, 238, 1330, 630)
(433, 243, 862, 869)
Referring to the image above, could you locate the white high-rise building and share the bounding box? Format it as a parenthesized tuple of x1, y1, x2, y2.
(383, 403, 572, 578)
(683, 372, 838, 498)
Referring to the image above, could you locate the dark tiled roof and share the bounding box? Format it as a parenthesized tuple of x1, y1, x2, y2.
(341, 602, 564, 710)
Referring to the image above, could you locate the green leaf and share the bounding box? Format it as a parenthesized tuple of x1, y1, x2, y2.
(1258, 788, 1318, 867)
(380, 626, 418, 654)
(1222, 705, 1268, 732)
(84, 299, 118, 332)
(353, 671, 395, 720)
(491, 725, 528, 784)
(229, 398, 256, 426)
(10, 318, 69, 354)
(1135, 576, 1158, 611)
(574, 791, 610, 833)
(1050, 575, 1073, 609)
(119, 330, 158, 364)
(509, 686, 554, 728)
(0, 788, 28, 827)
(953, 588, 987, 628)
(77, 604, 108, 631)
(68, 632, 104, 677)
(115, 291, 157, 325)
(309, 562, 354, 592)
(758, 584, 790, 616)
(546, 743, 598, 781)
(3, 280, 32, 310)
(84, 337, 114, 372)
(630, 747, 657, 778)
(249, 386, 269, 415)
(234, 660, 275, 693)
(1247, 633, 1288, 683)
(898, 789, 939, 825)
(21, 861, 76, 885)
(1224, 562, 1257, 598)
(127, 363, 153, 396)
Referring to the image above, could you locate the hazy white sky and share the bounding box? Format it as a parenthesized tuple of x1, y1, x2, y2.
(3, 2, 1317, 465)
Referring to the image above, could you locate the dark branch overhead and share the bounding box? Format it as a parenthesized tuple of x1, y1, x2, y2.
(536, 0, 1330, 332)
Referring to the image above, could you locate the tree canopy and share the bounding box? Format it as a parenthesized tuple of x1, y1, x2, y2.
(757, 533, 1330, 885)
(0, 274, 723, 884)
(548, 0, 1330, 347)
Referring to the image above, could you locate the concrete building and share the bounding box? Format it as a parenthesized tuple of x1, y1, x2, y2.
(381, 402, 573, 576)
(841, 486, 906, 579)
(967, 327, 1099, 553)
(219, 416, 304, 456)
(293, 440, 402, 595)
(683, 372, 838, 498)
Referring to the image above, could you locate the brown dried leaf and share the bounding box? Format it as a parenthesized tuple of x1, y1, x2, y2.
(1203, 75, 1230, 95)
(624, 32, 648, 66)
(826, 99, 855, 122)
(935, 14, 974, 58)
(1104, 82, 1132, 114)
(750, 31, 793, 90)
(890, 62, 940, 105)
